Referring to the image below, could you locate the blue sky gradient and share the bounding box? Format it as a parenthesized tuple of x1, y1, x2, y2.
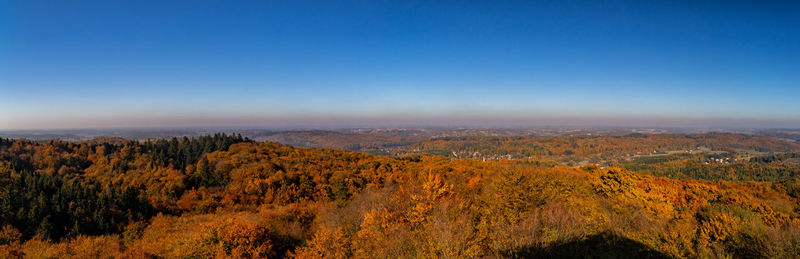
(1, 0, 799, 129)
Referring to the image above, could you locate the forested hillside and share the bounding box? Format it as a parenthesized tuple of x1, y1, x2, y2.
(391, 133, 800, 162)
(1, 135, 800, 258)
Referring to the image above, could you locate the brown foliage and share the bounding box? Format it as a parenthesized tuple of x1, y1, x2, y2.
(3, 136, 800, 258)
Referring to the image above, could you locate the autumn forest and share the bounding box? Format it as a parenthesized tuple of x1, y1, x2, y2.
(6, 0, 800, 257)
(0, 132, 799, 258)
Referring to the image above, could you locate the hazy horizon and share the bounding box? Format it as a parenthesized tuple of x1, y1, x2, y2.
(3, 112, 800, 131)
(2, 1, 799, 129)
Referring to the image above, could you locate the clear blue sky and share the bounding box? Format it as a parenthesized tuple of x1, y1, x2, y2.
(1, 0, 799, 129)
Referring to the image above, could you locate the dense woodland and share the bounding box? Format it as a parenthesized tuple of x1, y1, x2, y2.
(1, 133, 800, 258)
